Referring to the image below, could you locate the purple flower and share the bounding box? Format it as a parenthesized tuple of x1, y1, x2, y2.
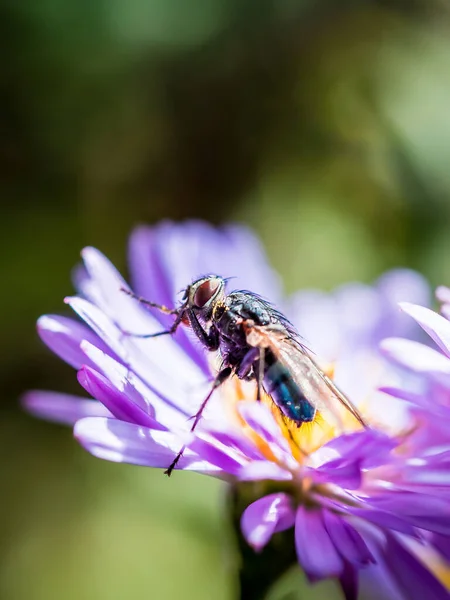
(23, 221, 450, 599)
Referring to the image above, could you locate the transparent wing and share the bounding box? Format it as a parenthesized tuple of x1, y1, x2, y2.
(245, 324, 368, 429)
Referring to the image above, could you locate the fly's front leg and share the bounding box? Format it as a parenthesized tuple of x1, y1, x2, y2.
(164, 366, 233, 476)
(187, 309, 220, 350)
(121, 288, 178, 314)
(120, 287, 187, 339)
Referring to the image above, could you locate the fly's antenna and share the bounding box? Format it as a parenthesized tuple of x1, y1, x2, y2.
(223, 276, 237, 285)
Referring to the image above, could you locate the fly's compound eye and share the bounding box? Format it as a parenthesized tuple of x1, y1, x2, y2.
(193, 278, 221, 308)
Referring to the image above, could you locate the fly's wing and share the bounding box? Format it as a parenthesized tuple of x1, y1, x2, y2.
(245, 324, 368, 429)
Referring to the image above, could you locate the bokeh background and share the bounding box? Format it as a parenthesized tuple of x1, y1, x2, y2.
(2, 1, 450, 599)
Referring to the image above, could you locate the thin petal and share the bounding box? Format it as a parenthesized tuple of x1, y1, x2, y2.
(430, 532, 450, 563)
(361, 529, 450, 600)
(400, 302, 450, 358)
(74, 417, 220, 473)
(37, 315, 110, 369)
(368, 492, 450, 534)
(312, 459, 361, 490)
(314, 430, 396, 470)
(22, 390, 111, 425)
(287, 290, 341, 361)
(323, 511, 374, 567)
(436, 286, 450, 306)
(346, 507, 420, 538)
(295, 507, 344, 582)
(377, 269, 430, 310)
(380, 338, 450, 376)
(79, 341, 188, 427)
(241, 493, 295, 551)
(186, 432, 247, 475)
(237, 461, 292, 481)
(77, 366, 165, 430)
(65, 296, 128, 361)
(67, 294, 207, 410)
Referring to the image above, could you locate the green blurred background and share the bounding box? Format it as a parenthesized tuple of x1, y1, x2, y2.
(2, 1, 450, 598)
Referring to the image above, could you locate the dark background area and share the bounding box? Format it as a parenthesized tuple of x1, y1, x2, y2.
(2, 2, 450, 598)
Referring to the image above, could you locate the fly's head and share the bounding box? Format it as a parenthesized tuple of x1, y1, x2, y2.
(184, 275, 226, 321)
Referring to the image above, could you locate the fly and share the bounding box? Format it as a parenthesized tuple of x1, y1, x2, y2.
(122, 275, 368, 475)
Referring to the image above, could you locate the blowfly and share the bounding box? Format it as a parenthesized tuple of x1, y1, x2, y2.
(122, 275, 367, 475)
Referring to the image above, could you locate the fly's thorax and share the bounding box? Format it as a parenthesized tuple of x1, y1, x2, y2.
(213, 302, 248, 346)
(225, 292, 273, 326)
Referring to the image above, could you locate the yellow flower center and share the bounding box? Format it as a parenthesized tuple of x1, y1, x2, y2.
(221, 363, 362, 467)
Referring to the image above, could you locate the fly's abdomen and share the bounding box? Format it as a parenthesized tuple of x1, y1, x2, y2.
(264, 358, 316, 425)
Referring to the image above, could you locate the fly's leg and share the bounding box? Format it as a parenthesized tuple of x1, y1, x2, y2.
(256, 347, 265, 402)
(164, 366, 232, 477)
(122, 310, 186, 339)
(120, 288, 179, 314)
(120, 287, 186, 339)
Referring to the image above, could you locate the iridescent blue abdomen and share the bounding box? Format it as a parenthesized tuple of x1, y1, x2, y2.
(264, 352, 316, 424)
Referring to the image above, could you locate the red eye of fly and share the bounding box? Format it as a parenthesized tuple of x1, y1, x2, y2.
(193, 279, 220, 307)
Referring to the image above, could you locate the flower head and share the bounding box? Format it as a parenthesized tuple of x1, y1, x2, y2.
(24, 221, 450, 599)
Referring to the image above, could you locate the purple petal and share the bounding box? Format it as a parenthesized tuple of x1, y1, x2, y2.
(436, 286, 450, 306)
(67, 293, 208, 411)
(127, 224, 212, 373)
(201, 423, 265, 462)
(346, 507, 420, 538)
(237, 461, 292, 481)
(130, 221, 282, 302)
(287, 290, 341, 361)
(315, 430, 396, 470)
(65, 296, 129, 361)
(74, 417, 220, 473)
(241, 493, 295, 551)
(79, 341, 189, 427)
(400, 302, 450, 358)
(37, 315, 111, 369)
(77, 366, 165, 430)
(312, 459, 361, 490)
(333, 283, 385, 346)
(295, 507, 344, 581)
(323, 510, 374, 567)
(22, 390, 111, 425)
(361, 530, 450, 600)
(380, 338, 450, 376)
(378, 386, 427, 408)
(401, 458, 450, 490)
(377, 269, 430, 308)
(430, 532, 450, 563)
(186, 432, 247, 476)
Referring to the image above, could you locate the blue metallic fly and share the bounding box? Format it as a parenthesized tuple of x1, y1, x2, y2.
(122, 275, 368, 475)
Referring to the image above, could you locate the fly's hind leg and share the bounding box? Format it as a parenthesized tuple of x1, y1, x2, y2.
(164, 366, 233, 477)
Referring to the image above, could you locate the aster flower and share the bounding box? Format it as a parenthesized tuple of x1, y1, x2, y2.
(23, 221, 450, 599)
